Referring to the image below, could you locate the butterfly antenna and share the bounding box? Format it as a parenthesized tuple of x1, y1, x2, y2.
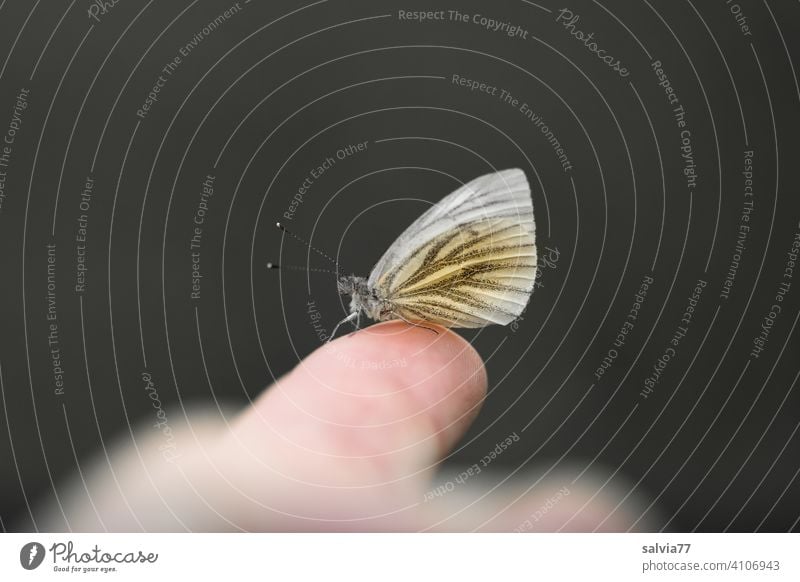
(266, 262, 339, 275)
(271, 222, 343, 274)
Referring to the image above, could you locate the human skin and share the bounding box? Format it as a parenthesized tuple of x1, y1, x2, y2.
(31, 321, 649, 532)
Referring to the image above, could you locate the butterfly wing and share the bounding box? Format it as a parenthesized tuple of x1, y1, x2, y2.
(368, 168, 536, 328)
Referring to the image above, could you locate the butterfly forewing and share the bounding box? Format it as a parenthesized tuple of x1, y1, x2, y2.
(369, 169, 536, 328)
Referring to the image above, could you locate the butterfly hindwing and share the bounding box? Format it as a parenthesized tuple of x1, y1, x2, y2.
(369, 169, 536, 328)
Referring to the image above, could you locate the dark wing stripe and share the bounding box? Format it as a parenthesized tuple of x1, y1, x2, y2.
(401, 298, 508, 325)
(382, 224, 449, 291)
(395, 225, 530, 291)
(395, 249, 536, 294)
(439, 222, 522, 262)
(420, 228, 464, 269)
(396, 262, 535, 298)
(398, 304, 486, 327)
(460, 280, 533, 295)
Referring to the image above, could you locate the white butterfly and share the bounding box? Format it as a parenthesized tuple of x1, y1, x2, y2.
(332, 168, 537, 339)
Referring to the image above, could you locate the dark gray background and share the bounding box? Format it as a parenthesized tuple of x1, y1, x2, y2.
(0, 0, 798, 531)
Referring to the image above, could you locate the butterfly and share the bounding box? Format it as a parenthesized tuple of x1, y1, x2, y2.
(330, 168, 537, 339)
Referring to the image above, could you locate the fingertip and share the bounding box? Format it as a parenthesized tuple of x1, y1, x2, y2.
(316, 321, 487, 410)
(256, 320, 488, 470)
(219, 322, 489, 524)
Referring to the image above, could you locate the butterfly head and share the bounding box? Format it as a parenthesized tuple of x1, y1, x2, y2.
(337, 275, 383, 321)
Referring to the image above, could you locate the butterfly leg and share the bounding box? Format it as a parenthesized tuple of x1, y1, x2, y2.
(392, 311, 440, 336)
(328, 311, 358, 342)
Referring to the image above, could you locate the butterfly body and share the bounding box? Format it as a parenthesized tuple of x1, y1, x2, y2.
(331, 169, 537, 339)
(337, 275, 389, 322)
